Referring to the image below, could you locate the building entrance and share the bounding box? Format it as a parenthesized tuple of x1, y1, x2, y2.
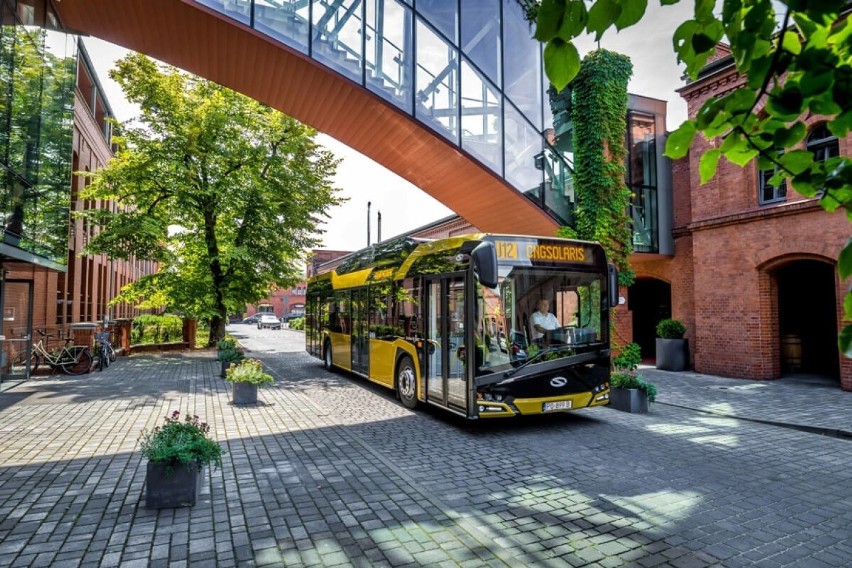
(776, 260, 839, 379)
(629, 278, 671, 361)
(0, 280, 34, 391)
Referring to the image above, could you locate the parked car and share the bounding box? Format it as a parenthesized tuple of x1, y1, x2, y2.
(257, 314, 282, 330)
(241, 315, 260, 325)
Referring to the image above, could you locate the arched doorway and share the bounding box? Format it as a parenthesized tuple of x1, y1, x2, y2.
(629, 278, 671, 362)
(776, 260, 839, 378)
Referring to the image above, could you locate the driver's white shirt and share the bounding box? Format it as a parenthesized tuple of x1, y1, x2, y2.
(531, 310, 560, 340)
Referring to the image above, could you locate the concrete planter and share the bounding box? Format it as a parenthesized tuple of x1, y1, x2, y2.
(609, 387, 649, 414)
(656, 338, 688, 371)
(220, 360, 230, 378)
(232, 382, 258, 405)
(145, 461, 202, 509)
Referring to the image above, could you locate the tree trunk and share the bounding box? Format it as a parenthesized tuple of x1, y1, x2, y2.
(203, 207, 228, 346)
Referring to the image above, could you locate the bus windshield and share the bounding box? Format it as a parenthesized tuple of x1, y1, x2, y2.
(475, 266, 606, 375)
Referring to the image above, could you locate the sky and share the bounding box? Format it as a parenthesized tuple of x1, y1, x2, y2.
(81, 1, 693, 252)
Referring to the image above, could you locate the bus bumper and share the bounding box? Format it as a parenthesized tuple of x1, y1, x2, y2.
(477, 389, 610, 418)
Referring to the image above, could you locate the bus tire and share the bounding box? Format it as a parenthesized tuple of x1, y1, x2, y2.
(396, 355, 418, 409)
(323, 341, 333, 371)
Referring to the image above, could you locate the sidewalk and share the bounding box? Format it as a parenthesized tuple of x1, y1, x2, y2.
(640, 366, 852, 438)
(0, 350, 849, 567)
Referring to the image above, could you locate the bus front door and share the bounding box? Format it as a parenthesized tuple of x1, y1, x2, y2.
(425, 276, 467, 412)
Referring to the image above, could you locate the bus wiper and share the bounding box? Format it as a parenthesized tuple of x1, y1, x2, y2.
(504, 345, 572, 378)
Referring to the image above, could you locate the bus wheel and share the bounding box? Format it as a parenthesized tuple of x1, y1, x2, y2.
(323, 341, 333, 370)
(396, 356, 418, 409)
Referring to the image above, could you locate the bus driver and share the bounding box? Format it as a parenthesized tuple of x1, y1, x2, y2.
(531, 298, 560, 345)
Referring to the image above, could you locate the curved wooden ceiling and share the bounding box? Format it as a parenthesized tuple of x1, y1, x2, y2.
(54, 0, 560, 237)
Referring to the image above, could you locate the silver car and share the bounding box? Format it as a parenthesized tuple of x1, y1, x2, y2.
(257, 314, 282, 330)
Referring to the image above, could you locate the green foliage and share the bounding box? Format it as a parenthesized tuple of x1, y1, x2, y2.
(656, 318, 686, 339)
(131, 314, 184, 344)
(610, 371, 657, 402)
(218, 348, 246, 364)
(224, 359, 274, 386)
(78, 54, 344, 345)
(216, 337, 237, 352)
(613, 342, 642, 371)
(556, 49, 635, 285)
(289, 317, 306, 330)
(139, 410, 222, 468)
(530, 0, 852, 358)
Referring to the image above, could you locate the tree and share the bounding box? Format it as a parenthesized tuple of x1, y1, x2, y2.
(80, 54, 343, 344)
(526, 0, 852, 355)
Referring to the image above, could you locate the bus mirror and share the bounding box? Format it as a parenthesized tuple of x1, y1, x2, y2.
(472, 241, 498, 288)
(607, 265, 619, 310)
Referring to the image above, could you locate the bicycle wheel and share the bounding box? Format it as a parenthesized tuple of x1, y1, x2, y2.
(14, 351, 40, 374)
(108, 343, 117, 363)
(60, 347, 93, 376)
(103, 345, 111, 368)
(98, 345, 105, 372)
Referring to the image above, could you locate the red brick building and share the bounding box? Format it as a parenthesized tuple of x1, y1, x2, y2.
(627, 46, 850, 391)
(1, 41, 156, 385)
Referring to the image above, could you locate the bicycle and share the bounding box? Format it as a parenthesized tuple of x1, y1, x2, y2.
(95, 330, 117, 372)
(16, 330, 93, 376)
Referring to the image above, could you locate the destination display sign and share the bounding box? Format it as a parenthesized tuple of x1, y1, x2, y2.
(492, 238, 594, 265)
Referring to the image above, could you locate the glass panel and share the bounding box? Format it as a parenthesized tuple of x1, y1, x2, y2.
(415, 0, 457, 44)
(0, 17, 75, 266)
(254, 0, 310, 53)
(1, 281, 33, 388)
(503, 102, 542, 195)
(461, 58, 501, 174)
(502, 0, 541, 129)
(461, 0, 500, 85)
(446, 277, 466, 409)
(629, 113, 657, 187)
(426, 279, 443, 401)
(194, 0, 251, 26)
(758, 165, 786, 204)
(542, 146, 573, 225)
(415, 18, 459, 143)
(312, 0, 363, 82)
(631, 186, 658, 253)
(365, 0, 412, 112)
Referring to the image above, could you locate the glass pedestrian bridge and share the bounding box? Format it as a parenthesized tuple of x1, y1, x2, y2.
(193, 0, 574, 226)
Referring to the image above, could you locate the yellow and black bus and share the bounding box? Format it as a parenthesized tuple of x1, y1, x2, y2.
(306, 234, 619, 419)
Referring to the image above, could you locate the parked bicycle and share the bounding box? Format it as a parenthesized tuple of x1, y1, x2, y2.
(95, 330, 117, 372)
(14, 330, 93, 376)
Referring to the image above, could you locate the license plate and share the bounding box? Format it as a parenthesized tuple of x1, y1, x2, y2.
(543, 400, 572, 412)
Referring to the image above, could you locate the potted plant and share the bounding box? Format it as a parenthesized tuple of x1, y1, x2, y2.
(219, 347, 245, 378)
(139, 410, 222, 509)
(655, 318, 688, 371)
(225, 358, 274, 404)
(608, 342, 657, 413)
(610, 371, 657, 413)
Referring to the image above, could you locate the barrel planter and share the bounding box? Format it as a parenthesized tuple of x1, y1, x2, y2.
(781, 334, 802, 372)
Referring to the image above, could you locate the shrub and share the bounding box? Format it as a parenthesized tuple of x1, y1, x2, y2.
(224, 359, 274, 386)
(217, 337, 237, 352)
(139, 410, 222, 468)
(610, 371, 657, 402)
(219, 348, 245, 364)
(656, 318, 686, 339)
(289, 317, 305, 330)
(613, 342, 641, 371)
(131, 314, 185, 344)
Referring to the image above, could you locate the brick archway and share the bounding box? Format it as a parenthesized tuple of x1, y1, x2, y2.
(755, 252, 846, 387)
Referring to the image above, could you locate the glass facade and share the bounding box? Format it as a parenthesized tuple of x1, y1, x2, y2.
(627, 112, 658, 253)
(193, 0, 574, 225)
(0, 0, 77, 268)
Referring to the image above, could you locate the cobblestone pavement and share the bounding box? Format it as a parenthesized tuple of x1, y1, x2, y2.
(0, 326, 849, 567)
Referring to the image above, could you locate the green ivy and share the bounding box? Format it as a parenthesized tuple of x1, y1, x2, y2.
(556, 49, 635, 285)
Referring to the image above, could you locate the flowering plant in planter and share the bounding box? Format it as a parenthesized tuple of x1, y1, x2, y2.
(224, 359, 274, 386)
(139, 411, 222, 469)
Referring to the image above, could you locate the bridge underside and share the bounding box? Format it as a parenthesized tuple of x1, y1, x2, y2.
(55, 0, 560, 237)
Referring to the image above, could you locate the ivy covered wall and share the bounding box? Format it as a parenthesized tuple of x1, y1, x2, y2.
(556, 49, 634, 285)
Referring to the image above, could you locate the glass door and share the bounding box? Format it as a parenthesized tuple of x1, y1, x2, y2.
(0, 280, 33, 390)
(424, 275, 467, 411)
(350, 288, 369, 375)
